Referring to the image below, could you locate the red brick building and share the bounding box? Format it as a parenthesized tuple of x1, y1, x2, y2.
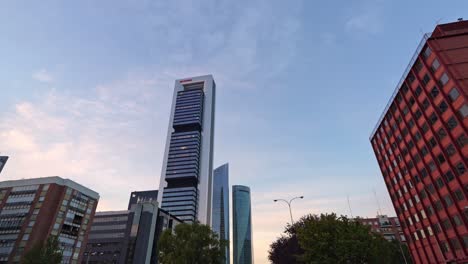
(371, 20, 468, 263)
(357, 215, 407, 243)
(0, 177, 99, 263)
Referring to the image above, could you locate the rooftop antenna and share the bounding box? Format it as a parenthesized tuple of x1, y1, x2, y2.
(347, 194, 354, 219)
(373, 189, 382, 216)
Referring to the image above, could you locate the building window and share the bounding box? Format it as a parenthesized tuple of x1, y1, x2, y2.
(422, 74, 431, 86)
(459, 104, 468, 118)
(427, 206, 434, 216)
(443, 195, 453, 207)
(447, 116, 458, 130)
(428, 184, 436, 195)
(421, 122, 429, 134)
(429, 112, 438, 125)
(431, 59, 440, 72)
(439, 73, 449, 86)
(423, 47, 432, 58)
(430, 86, 439, 98)
(428, 161, 436, 172)
(455, 162, 466, 176)
(435, 177, 445, 189)
(433, 223, 442, 233)
(448, 88, 460, 102)
(414, 131, 422, 142)
(421, 146, 429, 157)
(428, 137, 437, 149)
(450, 238, 461, 250)
(422, 98, 430, 111)
(415, 86, 422, 97)
(442, 218, 452, 230)
(446, 144, 456, 157)
(438, 101, 448, 113)
(457, 134, 467, 148)
(408, 72, 416, 83)
(414, 109, 422, 121)
(402, 84, 409, 94)
(444, 170, 455, 182)
(437, 154, 446, 165)
(454, 189, 465, 201)
(420, 168, 428, 178)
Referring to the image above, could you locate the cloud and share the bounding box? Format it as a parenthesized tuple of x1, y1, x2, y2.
(32, 69, 54, 83)
(345, 0, 385, 35)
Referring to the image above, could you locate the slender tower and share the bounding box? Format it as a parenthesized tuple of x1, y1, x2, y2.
(212, 163, 230, 263)
(233, 185, 253, 264)
(157, 75, 216, 224)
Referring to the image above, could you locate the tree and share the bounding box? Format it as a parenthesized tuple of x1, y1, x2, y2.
(23, 236, 63, 264)
(269, 213, 412, 264)
(157, 222, 227, 264)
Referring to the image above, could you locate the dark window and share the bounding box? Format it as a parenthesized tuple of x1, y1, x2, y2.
(415, 109, 422, 120)
(442, 218, 452, 230)
(421, 146, 429, 157)
(422, 98, 430, 111)
(402, 128, 408, 136)
(408, 160, 414, 169)
(427, 205, 434, 216)
(437, 128, 447, 140)
(428, 137, 437, 149)
(415, 59, 423, 72)
(448, 88, 460, 102)
(430, 87, 439, 98)
(447, 116, 458, 131)
(414, 132, 422, 142)
(422, 74, 431, 86)
(434, 199, 442, 210)
(409, 97, 415, 106)
(408, 119, 415, 129)
(450, 238, 461, 250)
(428, 161, 436, 172)
(455, 162, 466, 176)
(446, 144, 456, 157)
(463, 236, 468, 249)
(414, 153, 421, 163)
(428, 184, 436, 194)
(396, 94, 403, 103)
(444, 195, 453, 207)
(438, 101, 448, 113)
(444, 170, 455, 182)
(403, 106, 409, 115)
(419, 189, 427, 199)
(421, 122, 429, 134)
(408, 140, 415, 150)
(423, 47, 432, 58)
(429, 112, 438, 125)
(435, 177, 445, 189)
(397, 115, 402, 124)
(420, 168, 428, 178)
(453, 215, 463, 226)
(408, 72, 416, 83)
(402, 84, 409, 94)
(441, 241, 450, 253)
(415, 86, 422, 97)
(437, 154, 446, 165)
(454, 189, 465, 201)
(414, 174, 420, 183)
(457, 134, 467, 148)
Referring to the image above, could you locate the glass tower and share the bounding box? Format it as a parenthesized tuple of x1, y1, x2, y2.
(212, 163, 230, 264)
(158, 75, 216, 224)
(233, 185, 253, 264)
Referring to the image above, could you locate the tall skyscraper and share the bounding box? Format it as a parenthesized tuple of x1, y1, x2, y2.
(0, 156, 8, 174)
(232, 185, 253, 264)
(212, 163, 230, 264)
(128, 190, 158, 209)
(0, 176, 99, 263)
(157, 75, 216, 224)
(370, 20, 468, 263)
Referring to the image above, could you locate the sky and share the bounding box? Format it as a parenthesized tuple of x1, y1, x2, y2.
(0, 0, 467, 263)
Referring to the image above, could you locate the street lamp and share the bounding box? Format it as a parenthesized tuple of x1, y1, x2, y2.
(273, 196, 304, 224)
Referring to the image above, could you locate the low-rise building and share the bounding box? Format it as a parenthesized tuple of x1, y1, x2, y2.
(357, 215, 407, 243)
(0, 176, 99, 263)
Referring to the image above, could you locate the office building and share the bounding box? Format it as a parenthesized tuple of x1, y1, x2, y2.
(128, 190, 158, 209)
(84, 194, 181, 263)
(0, 176, 99, 263)
(357, 215, 407, 243)
(158, 75, 216, 224)
(0, 156, 8, 174)
(232, 185, 253, 264)
(370, 20, 468, 263)
(212, 164, 230, 264)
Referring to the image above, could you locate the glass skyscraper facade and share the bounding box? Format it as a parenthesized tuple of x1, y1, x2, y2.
(158, 75, 216, 224)
(233, 185, 252, 264)
(212, 163, 230, 264)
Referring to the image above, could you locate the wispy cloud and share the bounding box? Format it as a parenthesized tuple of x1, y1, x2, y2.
(32, 69, 54, 83)
(345, 0, 385, 35)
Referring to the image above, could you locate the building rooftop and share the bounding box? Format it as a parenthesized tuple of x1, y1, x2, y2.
(0, 176, 99, 199)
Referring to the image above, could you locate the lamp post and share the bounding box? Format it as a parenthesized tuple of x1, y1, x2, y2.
(273, 196, 304, 225)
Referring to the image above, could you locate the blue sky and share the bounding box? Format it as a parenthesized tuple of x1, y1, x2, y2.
(1, 0, 467, 262)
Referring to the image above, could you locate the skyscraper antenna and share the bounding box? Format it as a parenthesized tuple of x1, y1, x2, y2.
(347, 194, 354, 219)
(373, 189, 382, 216)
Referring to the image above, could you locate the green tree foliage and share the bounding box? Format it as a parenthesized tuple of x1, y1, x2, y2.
(269, 213, 412, 264)
(23, 236, 63, 264)
(157, 222, 227, 264)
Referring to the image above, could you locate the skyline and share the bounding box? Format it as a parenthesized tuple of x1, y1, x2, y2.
(1, 1, 468, 263)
